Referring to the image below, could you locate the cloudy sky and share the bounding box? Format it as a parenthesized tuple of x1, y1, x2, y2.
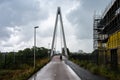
(0, 0, 111, 52)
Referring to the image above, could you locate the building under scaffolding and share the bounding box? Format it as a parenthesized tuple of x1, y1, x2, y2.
(93, 0, 120, 67)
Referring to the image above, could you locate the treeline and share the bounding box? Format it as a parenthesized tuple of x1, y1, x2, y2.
(69, 53, 91, 61)
(69, 52, 112, 68)
(0, 47, 49, 69)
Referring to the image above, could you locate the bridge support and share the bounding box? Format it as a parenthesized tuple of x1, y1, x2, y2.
(50, 7, 68, 58)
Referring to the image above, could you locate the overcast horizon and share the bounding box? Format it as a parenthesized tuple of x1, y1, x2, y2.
(0, 0, 111, 53)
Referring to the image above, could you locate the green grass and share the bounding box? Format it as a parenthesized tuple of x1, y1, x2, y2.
(0, 58, 49, 80)
(71, 59, 120, 80)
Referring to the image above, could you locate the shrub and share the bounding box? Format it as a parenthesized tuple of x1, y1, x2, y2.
(71, 59, 120, 80)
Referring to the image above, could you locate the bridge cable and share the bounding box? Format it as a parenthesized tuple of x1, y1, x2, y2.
(54, 23, 58, 53)
(60, 22, 63, 54)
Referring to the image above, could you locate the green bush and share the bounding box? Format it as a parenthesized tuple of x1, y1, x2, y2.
(0, 47, 50, 80)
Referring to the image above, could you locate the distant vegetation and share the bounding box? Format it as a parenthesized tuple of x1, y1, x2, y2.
(0, 47, 50, 80)
(69, 53, 120, 80)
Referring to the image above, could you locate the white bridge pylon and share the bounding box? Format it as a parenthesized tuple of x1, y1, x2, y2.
(50, 7, 68, 58)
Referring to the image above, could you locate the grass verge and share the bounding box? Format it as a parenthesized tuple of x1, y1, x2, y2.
(0, 58, 49, 80)
(71, 59, 120, 80)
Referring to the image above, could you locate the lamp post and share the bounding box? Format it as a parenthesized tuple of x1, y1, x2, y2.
(48, 43, 50, 57)
(34, 26, 39, 68)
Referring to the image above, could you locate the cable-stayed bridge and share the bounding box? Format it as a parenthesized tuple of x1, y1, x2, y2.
(28, 7, 107, 80)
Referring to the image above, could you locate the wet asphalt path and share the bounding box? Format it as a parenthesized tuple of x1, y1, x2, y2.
(65, 60, 108, 80)
(28, 56, 81, 80)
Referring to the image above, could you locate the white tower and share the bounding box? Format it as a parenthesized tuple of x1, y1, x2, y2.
(50, 7, 68, 58)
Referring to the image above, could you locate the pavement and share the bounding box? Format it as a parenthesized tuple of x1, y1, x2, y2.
(28, 55, 81, 80)
(65, 60, 108, 80)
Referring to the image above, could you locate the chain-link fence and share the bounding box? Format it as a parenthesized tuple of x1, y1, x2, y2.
(0, 47, 49, 69)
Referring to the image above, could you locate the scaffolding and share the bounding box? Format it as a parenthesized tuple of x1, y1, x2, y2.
(93, 0, 120, 65)
(93, 0, 120, 50)
(93, 14, 101, 50)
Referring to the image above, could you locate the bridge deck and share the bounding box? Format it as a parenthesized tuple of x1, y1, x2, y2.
(29, 55, 81, 80)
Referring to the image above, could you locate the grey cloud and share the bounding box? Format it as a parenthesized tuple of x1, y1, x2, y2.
(0, 0, 48, 27)
(0, 28, 12, 40)
(0, 0, 49, 40)
(2, 43, 14, 47)
(66, 0, 111, 39)
(81, 0, 111, 11)
(39, 27, 53, 38)
(0, 0, 8, 5)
